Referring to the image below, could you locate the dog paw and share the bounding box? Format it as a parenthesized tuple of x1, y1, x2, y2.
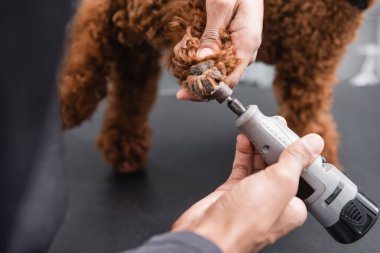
(183, 60, 224, 100)
(97, 124, 152, 173)
(60, 79, 106, 129)
(60, 101, 89, 129)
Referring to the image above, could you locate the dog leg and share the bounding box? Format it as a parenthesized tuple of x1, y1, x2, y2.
(268, 0, 368, 170)
(59, 0, 114, 129)
(97, 43, 161, 173)
(273, 59, 342, 169)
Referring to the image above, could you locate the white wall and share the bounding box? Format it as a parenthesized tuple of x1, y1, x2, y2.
(338, 2, 380, 81)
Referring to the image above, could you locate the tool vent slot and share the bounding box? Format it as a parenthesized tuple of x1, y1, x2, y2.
(342, 201, 364, 225)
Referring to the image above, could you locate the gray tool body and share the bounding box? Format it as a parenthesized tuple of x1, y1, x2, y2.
(211, 83, 378, 244)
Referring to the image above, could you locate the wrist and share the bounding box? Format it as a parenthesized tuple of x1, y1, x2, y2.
(188, 215, 255, 253)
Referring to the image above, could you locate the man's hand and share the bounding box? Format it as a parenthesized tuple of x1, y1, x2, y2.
(175, 0, 264, 100)
(172, 132, 324, 253)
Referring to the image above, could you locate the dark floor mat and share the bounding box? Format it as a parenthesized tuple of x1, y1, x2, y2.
(49, 84, 380, 253)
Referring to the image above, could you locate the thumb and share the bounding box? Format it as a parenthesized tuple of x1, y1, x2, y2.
(197, 0, 236, 58)
(278, 133, 324, 177)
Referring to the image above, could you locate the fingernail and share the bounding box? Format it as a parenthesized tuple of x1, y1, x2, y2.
(301, 134, 324, 155)
(197, 48, 214, 58)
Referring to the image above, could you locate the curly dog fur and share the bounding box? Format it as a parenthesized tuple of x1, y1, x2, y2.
(59, 0, 376, 173)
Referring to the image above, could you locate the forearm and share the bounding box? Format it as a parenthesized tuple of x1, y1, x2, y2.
(122, 232, 222, 253)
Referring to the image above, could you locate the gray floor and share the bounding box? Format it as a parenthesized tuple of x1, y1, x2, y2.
(49, 81, 380, 253)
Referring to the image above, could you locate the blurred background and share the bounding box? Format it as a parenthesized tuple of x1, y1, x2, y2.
(1, 1, 379, 253)
(340, 2, 380, 82)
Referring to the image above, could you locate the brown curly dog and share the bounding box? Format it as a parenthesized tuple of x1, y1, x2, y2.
(59, 0, 376, 173)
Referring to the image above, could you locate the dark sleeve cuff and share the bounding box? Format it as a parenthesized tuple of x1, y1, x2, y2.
(122, 231, 223, 253)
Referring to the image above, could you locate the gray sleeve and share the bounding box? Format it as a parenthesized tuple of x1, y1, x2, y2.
(122, 232, 223, 253)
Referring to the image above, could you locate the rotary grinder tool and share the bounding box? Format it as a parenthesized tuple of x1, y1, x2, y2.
(211, 82, 378, 244)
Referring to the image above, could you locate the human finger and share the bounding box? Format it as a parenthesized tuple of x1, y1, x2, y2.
(229, 134, 254, 181)
(197, 0, 237, 58)
(273, 116, 287, 125)
(176, 88, 204, 101)
(235, 133, 323, 230)
(252, 151, 266, 173)
(226, 0, 263, 86)
(260, 134, 324, 207)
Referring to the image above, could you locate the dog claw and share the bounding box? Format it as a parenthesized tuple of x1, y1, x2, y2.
(185, 60, 225, 99)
